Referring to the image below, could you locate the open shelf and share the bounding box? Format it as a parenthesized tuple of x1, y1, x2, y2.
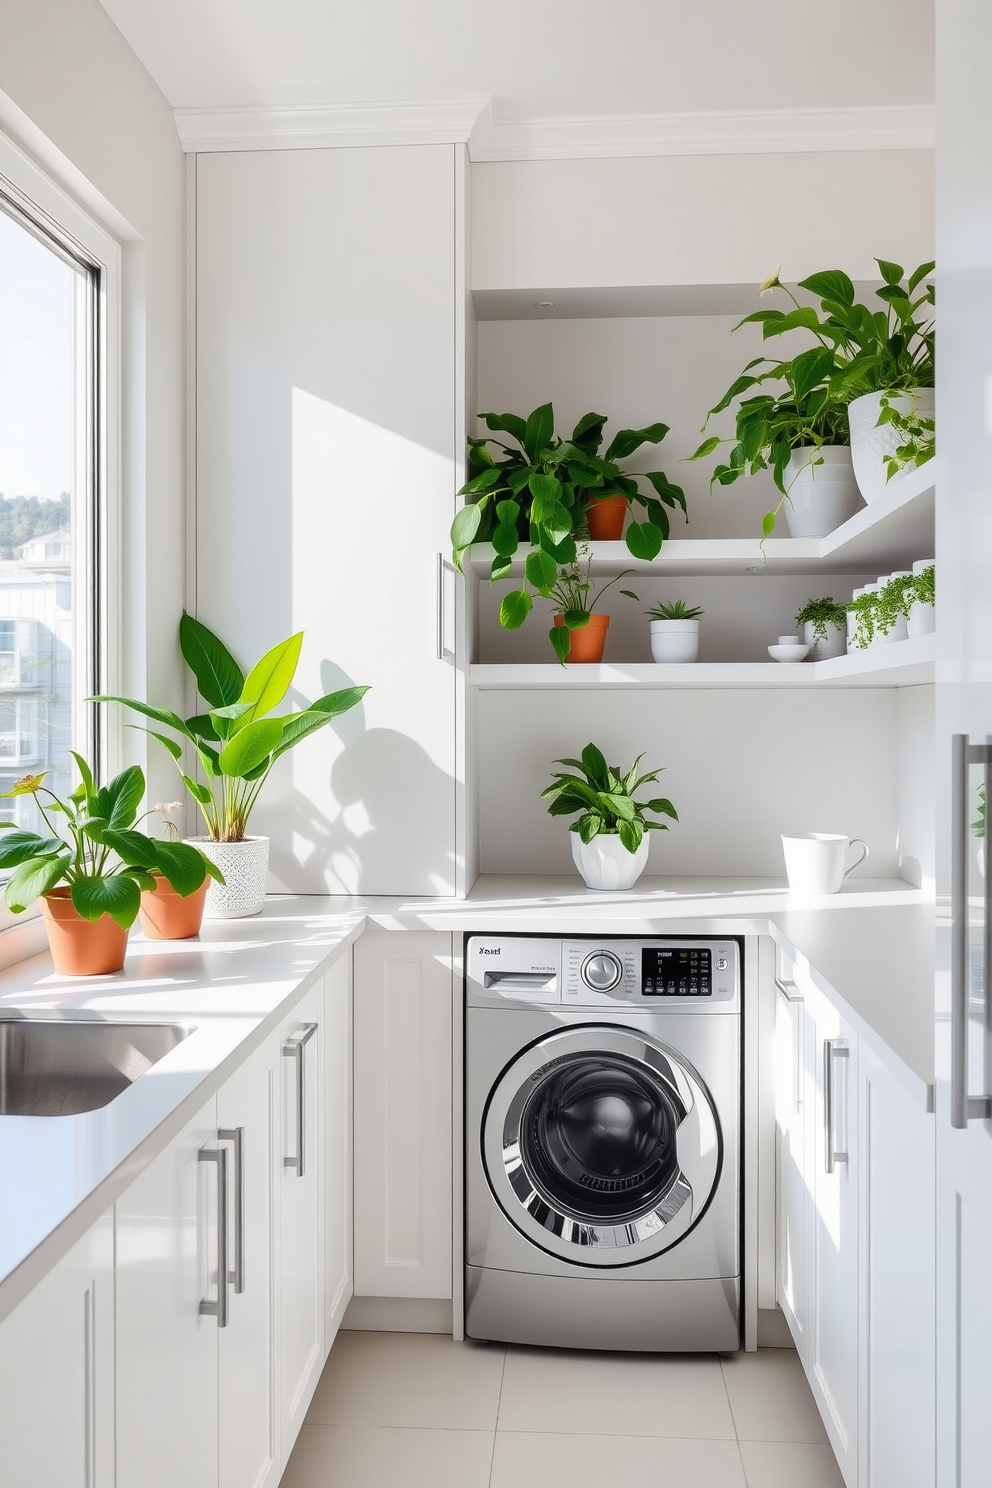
(469, 632, 935, 690)
(466, 462, 935, 579)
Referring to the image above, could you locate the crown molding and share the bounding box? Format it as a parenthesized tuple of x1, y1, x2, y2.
(175, 98, 934, 160)
(174, 99, 489, 153)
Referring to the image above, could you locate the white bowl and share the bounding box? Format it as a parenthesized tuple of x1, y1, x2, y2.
(768, 642, 811, 663)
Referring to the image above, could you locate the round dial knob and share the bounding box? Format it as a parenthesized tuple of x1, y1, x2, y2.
(581, 950, 623, 992)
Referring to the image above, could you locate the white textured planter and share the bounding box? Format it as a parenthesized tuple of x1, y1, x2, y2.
(848, 388, 935, 504)
(649, 619, 700, 664)
(782, 446, 862, 537)
(571, 831, 650, 891)
(185, 835, 269, 919)
(907, 600, 936, 637)
(803, 619, 846, 660)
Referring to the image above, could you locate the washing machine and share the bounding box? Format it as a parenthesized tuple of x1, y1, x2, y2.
(465, 933, 741, 1352)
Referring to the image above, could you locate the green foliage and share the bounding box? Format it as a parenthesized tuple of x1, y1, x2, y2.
(878, 389, 935, 478)
(94, 615, 369, 843)
(689, 259, 936, 536)
(0, 758, 219, 927)
(0, 493, 70, 557)
(545, 557, 638, 665)
(974, 784, 986, 841)
(794, 596, 847, 643)
(846, 565, 934, 649)
(450, 404, 687, 628)
(541, 742, 678, 856)
(645, 599, 704, 620)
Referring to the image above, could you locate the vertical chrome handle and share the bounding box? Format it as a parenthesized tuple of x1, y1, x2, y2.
(436, 553, 456, 662)
(284, 1022, 318, 1177)
(776, 978, 804, 1111)
(951, 734, 992, 1128)
(824, 1039, 849, 1174)
(83, 1282, 96, 1488)
(218, 1126, 245, 1293)
(198, 1146, 229, 1326)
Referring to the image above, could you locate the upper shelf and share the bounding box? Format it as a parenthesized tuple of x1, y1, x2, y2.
(465, 462, 935, 579)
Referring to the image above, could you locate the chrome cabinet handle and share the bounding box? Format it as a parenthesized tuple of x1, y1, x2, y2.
(199, 1146, 229, 1327)
(436, 553, 456, 663)
(824, 1040, 850, 1174)
(776, 979, 804, 1112)
(951, 735, 992, 1128)
(218, 1126, 245, 1293)
(283, 1022, 318, 1177)
(83, 1282, 96, 1488)
(775, 976, 803, 1003)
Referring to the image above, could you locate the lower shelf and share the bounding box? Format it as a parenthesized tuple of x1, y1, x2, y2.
(469, 633, 935, 689)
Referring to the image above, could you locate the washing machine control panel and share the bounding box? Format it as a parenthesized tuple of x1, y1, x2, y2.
(561, 939, 738, 1006)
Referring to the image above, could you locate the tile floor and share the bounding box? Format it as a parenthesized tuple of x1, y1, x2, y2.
(283, 1329, 845, 1488)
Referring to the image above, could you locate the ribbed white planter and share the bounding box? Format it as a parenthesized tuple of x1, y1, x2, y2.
(848, 389, 935, 504)
(649, 619, 700, 663)
(782, 446, 861, 537)
(803, 619, 846, 660)
(185, 835, 269, 919)
(571, 831, 650, 891)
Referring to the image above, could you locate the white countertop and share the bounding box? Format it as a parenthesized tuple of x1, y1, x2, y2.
(0, 876, 934, 1322)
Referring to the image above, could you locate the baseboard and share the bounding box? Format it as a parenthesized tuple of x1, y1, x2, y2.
(756, 1306, 796, 1348)
(342, 1296, 454, 1334)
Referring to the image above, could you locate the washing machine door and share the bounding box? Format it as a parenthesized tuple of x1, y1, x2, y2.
(482, 1025, 722, 1267)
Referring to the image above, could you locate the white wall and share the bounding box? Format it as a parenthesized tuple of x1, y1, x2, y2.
(895, 684, 935, 890)
(473, 151, 935, 291)
(0, 0, 186, 806)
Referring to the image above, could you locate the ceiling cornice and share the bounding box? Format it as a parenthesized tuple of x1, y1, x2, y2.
(175, 98, 935, 160)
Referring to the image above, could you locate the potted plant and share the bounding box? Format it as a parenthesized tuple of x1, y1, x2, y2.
(137, 803, 214, 940)
(96, 613, 369, 919)
(975, 783, 985, 879)
(907, 561, 936, 636)
(450, 403, 686, 634)
(0, 758, 222, 975)
(794, 597, 848, 659)
(846, 569, 931, 650)
(542, 742, 678, 891)
(645, 599, 704, 663)
(548, 556, 638, 664)
(744, 262, 935, 504)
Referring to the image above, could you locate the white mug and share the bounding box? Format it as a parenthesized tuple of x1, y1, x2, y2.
(781, 833, 870, 894)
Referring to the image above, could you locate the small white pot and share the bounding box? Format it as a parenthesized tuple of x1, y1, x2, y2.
(848, 388, 935, 504)
(782, 446, 862, 537)
(908, 601, 935, 637)
(571, 831, 650, 891)
(803, 619, 846, 660)
(185, 835, 270, 919)
(649, 619, 700, 664)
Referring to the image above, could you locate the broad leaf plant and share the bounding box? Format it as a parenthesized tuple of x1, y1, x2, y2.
(542, 742, 678, 856)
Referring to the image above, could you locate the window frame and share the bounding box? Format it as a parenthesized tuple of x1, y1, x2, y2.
(0, 128, 122, 937)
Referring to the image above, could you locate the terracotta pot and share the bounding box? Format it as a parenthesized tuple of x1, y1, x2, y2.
(585, 493, 628, 540)
(553, 612, 610, 663)
(40, 887, 128, 976)
(139, 873, 208, 940)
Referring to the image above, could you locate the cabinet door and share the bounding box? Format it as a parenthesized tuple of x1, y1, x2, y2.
(774, 975, 809, 1365)
(116, 1095, 220, 1488)
(353, 928, 453, 1299)
(277, 978, 325, 1466)
(218, 1033, 279, 1488)
(324, 952, 354, 1346)
(0, 1208, 114, 1488)
(808, 987, 859, 1488)
(858, 1047, 935, 1488)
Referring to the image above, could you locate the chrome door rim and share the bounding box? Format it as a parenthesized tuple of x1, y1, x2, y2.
(482, 1025, 722, 1268)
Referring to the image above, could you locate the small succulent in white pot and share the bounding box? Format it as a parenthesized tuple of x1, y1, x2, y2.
(646, 600, 704, 664)
(542, 742, 678, 891)
(794, 597, 847, 659)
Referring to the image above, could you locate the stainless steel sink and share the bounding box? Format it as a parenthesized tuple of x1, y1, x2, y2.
(0, 1018, 194, 1116)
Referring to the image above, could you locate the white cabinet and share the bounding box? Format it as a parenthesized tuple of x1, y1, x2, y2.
(324, 952, 354, 1345)
(353, 928, 454, 1299)
(0, 1208, 114, 1488)
(774, 973, 809, 1364)
(116, 1094, 220, 1488)
(276, 976, 325, 1463)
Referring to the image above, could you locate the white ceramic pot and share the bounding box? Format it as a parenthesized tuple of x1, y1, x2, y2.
(185, 835, 269, 919)
(803, 619, 846, 660)
(571, 831, 650, 891)
(782, 446, 862, 537)
(908, 600, 936, 637)
(649, 619, 700, 664)
(848, 388, 935, 504)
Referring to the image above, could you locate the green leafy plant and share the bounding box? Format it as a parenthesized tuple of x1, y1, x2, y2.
(974, 784, 986, 840)
(646, 599, 704, 620)
(450, 404, 686, 631)
(911, 561, 935, 609)
(0, 759, 223, 927)
(878, 390, 935, 480)
(794, 597, 847, 643)
(846, 566, 934, 649)
(547, 556, 638, 663)
(95, 614, 369, 843)
(541, 742, 678, 855)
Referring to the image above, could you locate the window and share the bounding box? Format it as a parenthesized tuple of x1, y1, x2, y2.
(0, 162, 105, 860)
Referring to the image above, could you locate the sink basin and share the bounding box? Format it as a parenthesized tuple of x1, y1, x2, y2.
(0, 1018, 194, 1116)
